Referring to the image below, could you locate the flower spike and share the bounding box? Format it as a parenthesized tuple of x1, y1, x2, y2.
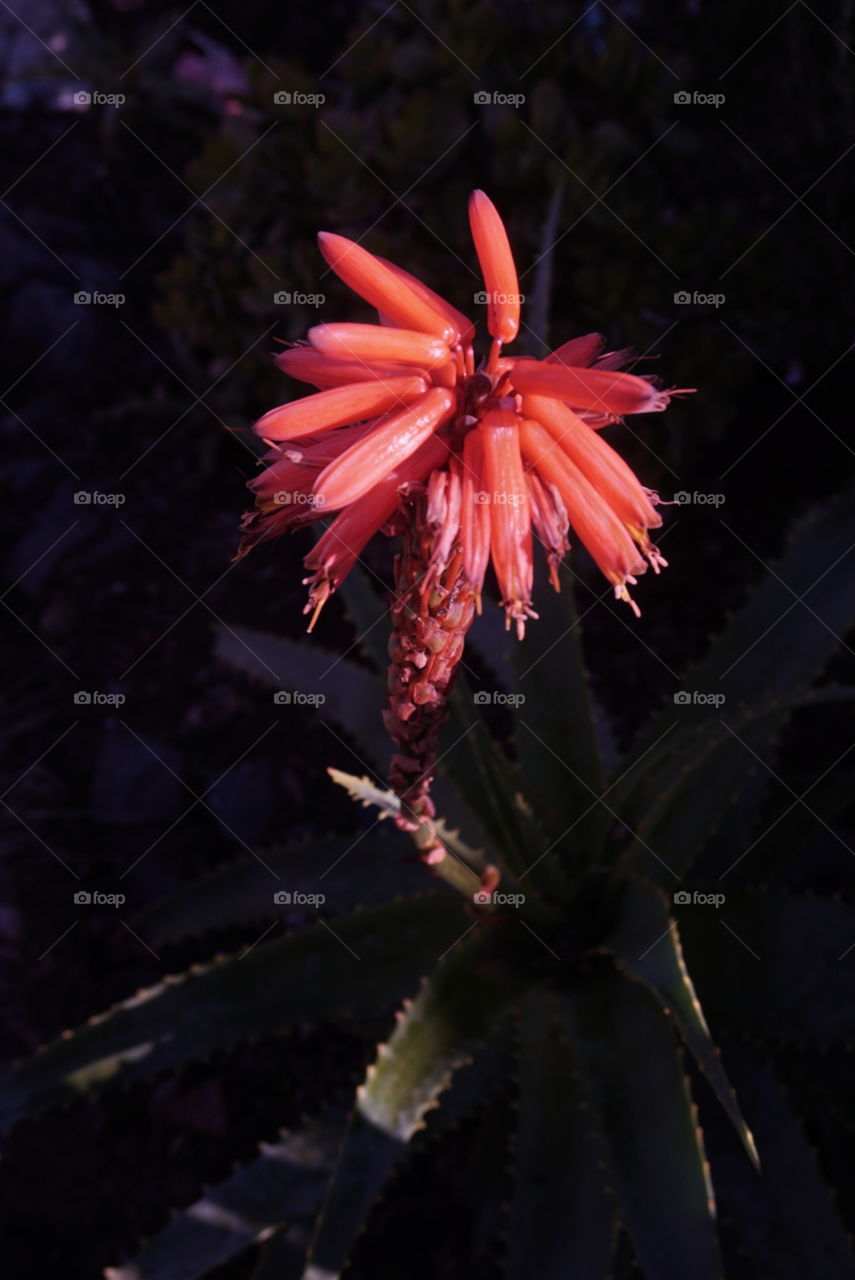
(239, 191, 689, 825)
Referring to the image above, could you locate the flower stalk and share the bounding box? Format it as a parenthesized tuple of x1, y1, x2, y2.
(384, 487, 477, 868)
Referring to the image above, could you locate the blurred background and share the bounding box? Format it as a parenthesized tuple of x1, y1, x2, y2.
(1, 0, 854, 1275)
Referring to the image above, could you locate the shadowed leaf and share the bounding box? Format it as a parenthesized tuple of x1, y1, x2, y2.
(681, 891, 855, 1043)
(715, 1053, 855, 1279)
(507, 993, 617, 1278)
(0, 893, 463, 1130)
(105, 1112, 344, 1280)
(512, 565, 606, 856)
(306, 928, 528, 1277)
(568, 968, 724, 1280)
(214, 625, 390, 769)
(601, 878, 758, 1168)
(132, 829, 427, 947)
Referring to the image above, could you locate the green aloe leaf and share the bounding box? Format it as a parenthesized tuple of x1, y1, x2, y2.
(109, 1031, 516, 1280)
(600, 878, 758, 1168)
(0, 893, 463, 1131)
(218, 592, 494, 848)
(683, 483, 855, 708)
(336, 563, 392, 675)
(249, 1232, 307, 1280)
(724, 750, 855, 884)
(327, 769, 487, 882)
(511, 565, 607, 854)
(306, 927, 528, 1278)
(507, 993, 617, 1279)
(132, 829, 427, 947)
(618, 479, 855, 797)
(466, 606, 517, 693)
(718, 1053, 855, 1278)
(680, 891, 855, 1043)
(568, 968, 724, 1280)
(105, 1110, 344, 1280)
(444, 680, 548, 879)
(618, 687, 855, 882)
(214, 625, 391, 770)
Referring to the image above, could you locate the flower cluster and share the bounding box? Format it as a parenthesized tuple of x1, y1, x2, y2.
(239, 191, 689, 633)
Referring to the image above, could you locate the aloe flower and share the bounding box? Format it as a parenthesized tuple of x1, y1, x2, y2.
(239, 190, 688, 629)
(238, 193, 688, 844)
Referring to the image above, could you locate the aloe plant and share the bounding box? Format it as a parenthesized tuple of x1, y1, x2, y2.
(2, 480, 854, 1278)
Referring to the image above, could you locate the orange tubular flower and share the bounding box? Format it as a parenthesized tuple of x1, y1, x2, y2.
(479, 408, 535, 636)
(255, 376, 427, 443)
(468, 189, 521, 347)
(308, 323, 451, 369)
(239, 190, 691, 628)
(275, 347, 413, 388)
(458, 428, 491, 596)
(314, 387, 456, 511)
(511, 359, 669, 416)
(518, 417, 647, 616)
(317, 233, 459, 342)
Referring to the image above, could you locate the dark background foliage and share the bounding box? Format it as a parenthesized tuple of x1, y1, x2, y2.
(1, 0, 853, 1275)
